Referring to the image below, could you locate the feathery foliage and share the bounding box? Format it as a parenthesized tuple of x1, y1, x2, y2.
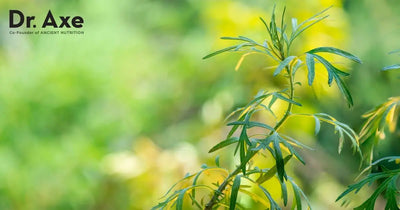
(155, 6, 362, 209)
(337, 53, 400, 210)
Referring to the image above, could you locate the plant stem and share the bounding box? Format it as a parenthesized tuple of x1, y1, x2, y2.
(204, 65, 295, 210)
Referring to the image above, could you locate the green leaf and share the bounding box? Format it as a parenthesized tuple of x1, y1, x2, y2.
(292, 60, 304, 76)
(251, 134, 274, 151)
(336, 172, 393, 202)
(225, 107, 245, 121)
(240, 125, 251, 146)
(230, 176, 241, 210)
(203, 45, 238, 59)
(176, 188, 189, 210)
(291, 18, 298, 31)
(191, 172, 204, 205)
(312, 54, 353, 107)
(256, 155, 293, 184)
(306, 53, 315, 85)
(334, 74, 354, 107)
(389, 49, 400, 54)
(159, 174, 196, 199)
(359, 156, 400, 178)
(234, 140, 240, 156)
(227, 109, 256, 140)
(203, 44, 253, 59)
(384, 176, 399, 210)
(227, 114, 245, 138)
(220, 36, 261, 47)
(336, 126, 344, 154)
(234, 42, 253, 51)
(247, 121, 275, 131)
(281, 180, 288, 206)
(290, 15, 328, 46)
(239, 130, 247, 175)
(215, 155, 220, 167)
(273, 92, 302, 106)
(311, 54, 335, 85)
(382, 64, 400, 71)
(259, 17, 271, 34)
(353, 176, 394, 210)
(290, 177, 312, 210)
(307, 47, 362, 63)
(273, 134, 286, 182)
(209, 137, 239, 153)
(279, 137, 305, 165)
(379, 103, 396, 131)
(313, 115, 320, 135)
(269, 95, 278, 109)
(313, 113, 360, 154)
(280, 134, 314, 150)
(269, 5, 280, 50)
(246, 93, 271, 107)
(288, 6, 331, 47)
(188, 194, 202, 209)
(258, 185, 281, 210)
(280, 6, 287, 37)
(291, 181, 302, 210)
(274, 56, 296, 76)
(277, 27, 289, 46)
(260, 104, 277, 118)
(227, 121, 248, 126)
(296, 6, 331, 30)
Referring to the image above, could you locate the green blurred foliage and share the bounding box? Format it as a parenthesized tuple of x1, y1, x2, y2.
(0, 0, 399, 209)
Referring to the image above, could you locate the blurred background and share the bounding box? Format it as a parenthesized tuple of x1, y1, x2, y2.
(0, 0, 399, 209)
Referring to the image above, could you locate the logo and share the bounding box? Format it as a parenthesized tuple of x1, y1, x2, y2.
(9, 10, 85, 35)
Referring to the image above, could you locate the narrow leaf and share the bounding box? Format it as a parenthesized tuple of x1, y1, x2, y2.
(334, 75, 354, 107)
(215, 155, 220, 167)
(209, 137, 239, 153)
(273, 56, 296, 76)
(312, 54, 335, 85)
(311, 54, 353, 106)
(203, 45, 238, 59)
(281, 180, 288, 206)
(273, 136, 286, 182)
(273, 92, 302, 106)
(290, 15, 328, 45)
(227, 115, 245, 138)
(313, 115, 321, 135)
(256, 155, 293, 184)
(291, 18, 298, 31)
(240, 125, 251, 146)
(291, 181, 302, 210)
(247, 121, 275, 131)
(176, 188, 189, 210)
(203, 43, 253, 59)
(259, 17, 271, 34)
(382, 64, 400, 71)
(306, 53, 315, 85)
(239, 136, 246, 175)
(230, 176, 241, 210)
(258, 185, 280, 210)
(307, 47, 362, 63)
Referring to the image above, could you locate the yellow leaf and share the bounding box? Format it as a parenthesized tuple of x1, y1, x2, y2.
(235, 52, 256, 71)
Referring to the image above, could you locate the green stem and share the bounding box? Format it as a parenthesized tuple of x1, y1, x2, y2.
(204, 64, 295, 210)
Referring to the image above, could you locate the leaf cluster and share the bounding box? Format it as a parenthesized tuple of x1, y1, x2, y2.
(337, 59, 400, 209)
(155, 6, 363, 210)
(337, 157, 400, 210)
(383, 50, 400, 71)
(359, 97, 400, 164)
